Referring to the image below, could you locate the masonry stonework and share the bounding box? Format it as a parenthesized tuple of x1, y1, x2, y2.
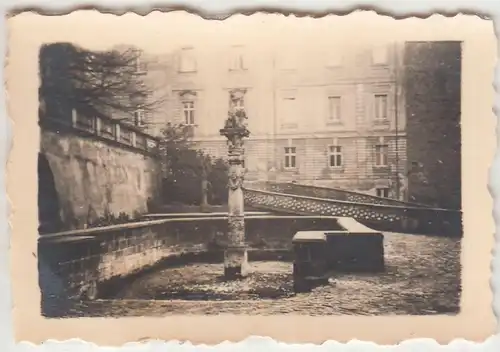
(40, 130, 162, 231)
(38, 215, 344, 305)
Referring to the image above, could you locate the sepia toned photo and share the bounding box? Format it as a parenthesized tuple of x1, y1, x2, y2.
(7, 11, 496, 344)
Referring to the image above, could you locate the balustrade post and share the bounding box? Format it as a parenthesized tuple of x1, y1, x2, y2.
(131, 131, 137, 148)
(114, 123, 120, 142)
(95, 117, 101, 136)
(71, 109, 77, 128)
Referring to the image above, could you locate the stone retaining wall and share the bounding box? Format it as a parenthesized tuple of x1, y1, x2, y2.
(39, 215, 343, 305)
(40, 129, 162, 232)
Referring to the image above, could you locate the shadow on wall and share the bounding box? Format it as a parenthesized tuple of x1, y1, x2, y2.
(38, 149, 161, 233)
(38, 152, 63, 234)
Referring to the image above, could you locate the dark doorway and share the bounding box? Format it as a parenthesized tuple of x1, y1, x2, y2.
(38, 153, 62, 234)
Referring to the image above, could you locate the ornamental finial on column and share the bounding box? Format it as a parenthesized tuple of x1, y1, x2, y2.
(220, 106, 250, 157)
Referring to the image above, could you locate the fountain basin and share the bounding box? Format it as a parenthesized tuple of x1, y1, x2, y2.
(39, 214, 344, 302)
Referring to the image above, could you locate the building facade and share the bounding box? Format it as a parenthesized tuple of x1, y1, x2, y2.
(141, 36, 408, 199)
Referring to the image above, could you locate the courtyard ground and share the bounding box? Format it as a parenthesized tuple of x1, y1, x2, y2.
(53, 231, 461, 317)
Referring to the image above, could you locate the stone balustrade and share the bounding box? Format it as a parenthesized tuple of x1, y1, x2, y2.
(39, 109, 160, 156)
(249, 181, 432, 208)
(243, 188, 462, 236)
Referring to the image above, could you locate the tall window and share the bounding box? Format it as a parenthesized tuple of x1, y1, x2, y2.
(374, 94, 388, 122)
(376, 187, 389, 198)
(182, 101, 195, 125)
(179, 48, 197, 73)
(229, 47, 246, 71)
(278, 51, 297, 70)
(284, 147, 297, 169)
(230, 92, 245, 110)
(374, 143, 389, 167)
(326, 52, 343, 67)
(372, 46, 388, 65)
(327, 96, 342, 123)
(281, 96, 298, 129)
(328, 145, 343, 168)
(134, 108, 145, 126)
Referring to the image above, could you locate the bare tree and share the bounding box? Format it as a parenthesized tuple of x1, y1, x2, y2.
(39, 42, 165, 126)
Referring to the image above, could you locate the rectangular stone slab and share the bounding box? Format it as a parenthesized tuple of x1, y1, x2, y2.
(292, 231, 327, 243)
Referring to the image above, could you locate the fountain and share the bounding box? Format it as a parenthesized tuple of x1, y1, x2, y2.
(219, 95, 251, 279)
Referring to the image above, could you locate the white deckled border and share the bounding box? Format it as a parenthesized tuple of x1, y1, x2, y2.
(1, 1, 500, 351)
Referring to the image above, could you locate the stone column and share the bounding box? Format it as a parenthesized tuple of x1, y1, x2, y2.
(220, 108, 250, 280)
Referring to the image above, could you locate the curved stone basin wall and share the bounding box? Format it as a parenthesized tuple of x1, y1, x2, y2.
(38, 214, 343, 305)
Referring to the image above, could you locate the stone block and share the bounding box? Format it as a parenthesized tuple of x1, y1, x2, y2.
(325, 232, 384, 272)
(224, 247, 249, 279)
(292, 231, 328, 292)
(324, 217, 385, 272)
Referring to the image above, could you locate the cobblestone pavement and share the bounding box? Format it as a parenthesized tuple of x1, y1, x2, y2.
(57, 232, 461, 317)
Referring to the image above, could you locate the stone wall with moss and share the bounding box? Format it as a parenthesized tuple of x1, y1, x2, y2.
(40, 129, 162, 231)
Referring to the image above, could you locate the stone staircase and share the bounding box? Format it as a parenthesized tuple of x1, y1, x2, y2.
(243, 182, 462, 237)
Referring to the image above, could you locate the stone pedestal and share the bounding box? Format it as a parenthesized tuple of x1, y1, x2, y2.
(223, 160, 249, 279)
(224, 245, 249, 279)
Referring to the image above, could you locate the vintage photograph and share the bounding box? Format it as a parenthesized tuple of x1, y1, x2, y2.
(6, 9, 497, 344)
(35, 14, 466, 319)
